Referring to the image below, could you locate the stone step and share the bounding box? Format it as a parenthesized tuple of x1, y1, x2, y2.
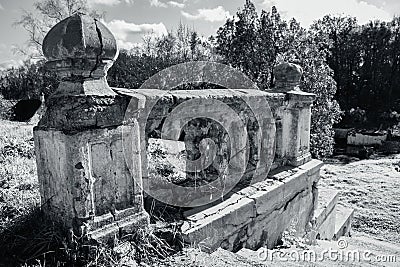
(313, 188, 339, 240)
(333, 204, 355, 240)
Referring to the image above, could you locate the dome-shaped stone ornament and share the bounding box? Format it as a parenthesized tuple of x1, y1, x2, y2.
(43, 14, 119, 86)
(274, 62, 303, 92)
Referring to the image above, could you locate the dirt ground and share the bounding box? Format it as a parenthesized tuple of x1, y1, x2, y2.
(320, 154, 400, 245)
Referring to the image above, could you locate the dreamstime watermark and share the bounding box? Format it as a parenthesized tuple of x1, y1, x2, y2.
(122, 61, 276, 208)
(257, 239, 398, 264)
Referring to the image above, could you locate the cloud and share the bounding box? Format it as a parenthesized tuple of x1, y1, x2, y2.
(115, 40, 142, 51)
(150, 0, 167, 8)
(168, 1, 185, 8)
(105, 19, 167, 50)
(88, 0, 133, 6)
(0, 3, 3, 10)
(261, 0, 392, 27)
(181, 6, 232, 22)
(0, 43, 7, 52)
(106, 20, 168, 38)
(0, 59, 23, 71)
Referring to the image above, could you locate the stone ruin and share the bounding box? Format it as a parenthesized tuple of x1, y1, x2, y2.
(34, 14, 354, 253)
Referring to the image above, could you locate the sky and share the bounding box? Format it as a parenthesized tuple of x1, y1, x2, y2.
(0, 0, 399, 70)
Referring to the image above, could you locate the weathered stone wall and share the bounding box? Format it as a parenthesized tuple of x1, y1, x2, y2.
(181, 160, 322, 252)
(114, 89, 279, 206)
(347, 132, 387, 146)
(34, 14, 320, 247)
(114, 87, 315, 207)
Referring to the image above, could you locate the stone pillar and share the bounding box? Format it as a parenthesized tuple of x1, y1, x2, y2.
(273, 62, 316, 166)
(34, 14, 149, 243)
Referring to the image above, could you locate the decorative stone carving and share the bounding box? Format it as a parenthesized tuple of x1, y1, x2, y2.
(272, 62, 315, 166)
(34, 14, 148, 244)
(274, 62, 303, 92)
(43, 13, 118, 85)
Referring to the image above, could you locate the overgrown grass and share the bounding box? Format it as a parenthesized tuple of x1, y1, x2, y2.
(0, 207, 181, 266)
(0, 120, 183, 266)
(0, 120, 39, 231)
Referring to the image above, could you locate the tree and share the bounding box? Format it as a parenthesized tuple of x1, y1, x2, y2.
(311, 16, 362, 111)
(216, 1, 341, 158)
(14, 0, 102, 58)
(107, 25, 214, 89)
(283, 19, 341, 158)
(1, 0, 102, 100)
(358, 21, 392, 114)
(387, 18, 400, 109)
(257, 7, 288, 88)
(311, 15, 400, 127)
(216, 0, 262, 83)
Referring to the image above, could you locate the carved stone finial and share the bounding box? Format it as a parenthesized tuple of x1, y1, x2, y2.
(42, 14, 119, 96)
(274, 62, 303, 92)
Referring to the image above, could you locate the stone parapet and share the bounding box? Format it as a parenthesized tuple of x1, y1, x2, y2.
(34, 14, 319, 246)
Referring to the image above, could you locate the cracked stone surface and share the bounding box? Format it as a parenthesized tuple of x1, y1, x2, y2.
(43, 14, 117, 63)
(181, 160, 323, 252)
(42, 13, 118, 83)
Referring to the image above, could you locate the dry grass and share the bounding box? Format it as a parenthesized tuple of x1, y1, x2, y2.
(0, 120, 39, 231)
(0, 120, 63, 266)
(321, 154, 400, 244)
(0, 120, 180, 266)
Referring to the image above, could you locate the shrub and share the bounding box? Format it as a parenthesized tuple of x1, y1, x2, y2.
(0, 95, 14, 120)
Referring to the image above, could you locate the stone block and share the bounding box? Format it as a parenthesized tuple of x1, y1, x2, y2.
(182, 196, 256, 251)
(312, 188, 339, 232)
(34, 124, 148, 240)
(250, 183, 285, 215)
(316, 207, 336, 240)
(333, 205, 355, 240)
(182, 159, 321, 252)
(245, 187, 314, 250)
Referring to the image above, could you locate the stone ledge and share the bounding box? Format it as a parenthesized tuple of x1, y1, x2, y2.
(181, 159, 323, 252)
(289, 152, 312, 167)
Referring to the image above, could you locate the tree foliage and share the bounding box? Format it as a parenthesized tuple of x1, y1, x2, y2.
(215, 1, 341, 158)
(108, 24, 216, 89)
(0, 61, 58, 100)
(0, 0, 103, 101)
(311, 15, 400, 127)
(14, 0, 102, 57)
